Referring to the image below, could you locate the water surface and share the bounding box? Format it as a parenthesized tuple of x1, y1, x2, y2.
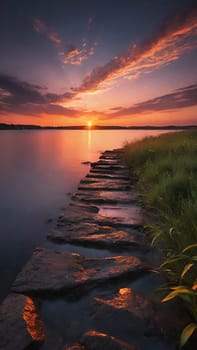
(0, 129, 171, 302)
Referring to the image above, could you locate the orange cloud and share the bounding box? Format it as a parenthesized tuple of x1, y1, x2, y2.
(72, 6, 197, 94)
(33, 18, 61, 44)
(63, 40, 95, 65)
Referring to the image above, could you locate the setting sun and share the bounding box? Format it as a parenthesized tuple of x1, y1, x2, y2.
(87, 121, 93, 128)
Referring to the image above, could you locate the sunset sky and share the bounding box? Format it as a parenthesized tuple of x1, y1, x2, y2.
(0, 0, 196, 126)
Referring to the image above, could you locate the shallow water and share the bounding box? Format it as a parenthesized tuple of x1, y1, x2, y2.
(0, 129, 172, 302)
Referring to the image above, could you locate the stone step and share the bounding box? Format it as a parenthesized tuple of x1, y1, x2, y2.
(12, 248, 149, 295)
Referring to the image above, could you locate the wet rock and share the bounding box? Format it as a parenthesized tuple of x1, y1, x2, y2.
(99, 155, 122, 161)
(91, 160, 121, 166)
(70, 202, 99, 213)
(72, 191, 137, 205)
(78, 179, 130, 192)
(48, 221, 114, 242)
(12, 248, 148, 295)
(91, 165, 127, 172)
(96, 206, 144, 227)
(80, 330, 138, 350)
(58, 205, 98, 225)
(0, 293, 45, 350)
(90, 288, 192, 344)
(90, 288, 159, 337)
(48, 225, 145, 251)
(86, 173, 129, 180)
(90, 168, 129, 176)
(66, 344, 86, 350)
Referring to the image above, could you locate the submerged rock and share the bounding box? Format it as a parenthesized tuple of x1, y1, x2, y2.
(12, 248, 148, 295)
(90, 288, 158, 336)
(0, 293, 45, 350)
(66, 330, 139, 350)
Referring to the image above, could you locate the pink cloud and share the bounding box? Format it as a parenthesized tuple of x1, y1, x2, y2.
(63, 40, 95, 65)
(33, 18, 61, 44)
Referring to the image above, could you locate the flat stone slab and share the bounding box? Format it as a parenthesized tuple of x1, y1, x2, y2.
(91, 165, 127, 172)
(90, 168, 129, 176)
(47, 226, 145, 250)
(78, 179, 130, 192)
(91, 160, 121, 166)
(72, 191, 137, 205)
(12, 248, 148, 295)
(66, 330, 139, 350)
(90, 288, 192, 343)
(56, 205, 98, 227)
(98, 206, 144, 226)
(0, 293, 45, 350)
(90, 288, 158, 336)
(86, 173, 129, 180)
(56, 204, 143, 230)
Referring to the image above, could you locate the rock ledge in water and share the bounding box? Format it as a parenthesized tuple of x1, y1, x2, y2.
(12, 248, 148, 295)
(0, 293, 45, 350)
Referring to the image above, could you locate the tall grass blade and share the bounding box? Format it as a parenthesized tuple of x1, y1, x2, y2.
(180, 263, 193, 280)
(180, 323, 197, 348)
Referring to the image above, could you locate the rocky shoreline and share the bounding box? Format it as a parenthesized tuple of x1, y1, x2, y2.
(0, 149, 191, 350)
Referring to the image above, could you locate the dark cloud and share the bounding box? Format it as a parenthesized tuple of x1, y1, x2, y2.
(111, 84, 197, 117)
(0, 74, 77, 117)
(0, 74, 74, 105)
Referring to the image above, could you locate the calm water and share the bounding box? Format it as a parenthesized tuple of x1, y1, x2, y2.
(0, 129, 170, 302)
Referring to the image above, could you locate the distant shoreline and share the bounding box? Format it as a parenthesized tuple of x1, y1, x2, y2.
(0, 123, 196, 131)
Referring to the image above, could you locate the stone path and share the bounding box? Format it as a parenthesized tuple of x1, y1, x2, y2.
(0, 149, 191, 350)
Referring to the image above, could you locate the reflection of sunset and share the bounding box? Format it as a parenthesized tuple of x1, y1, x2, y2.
(23, 297, 45, 341)
(95, 287, 151, 317)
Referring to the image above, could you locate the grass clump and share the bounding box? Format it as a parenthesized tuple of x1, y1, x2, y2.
(124, 131, 197, 347)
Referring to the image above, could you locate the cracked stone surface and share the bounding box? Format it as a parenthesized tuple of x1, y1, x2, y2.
(12, 248, 148, 295)
(0, 293, 45, 350)
(47, 226, 145, 250)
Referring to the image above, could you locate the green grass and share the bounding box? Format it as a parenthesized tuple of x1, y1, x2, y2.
(123, 131, 197, 346)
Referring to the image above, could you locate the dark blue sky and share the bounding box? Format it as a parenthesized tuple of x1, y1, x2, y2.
(0, 0, 196, 125)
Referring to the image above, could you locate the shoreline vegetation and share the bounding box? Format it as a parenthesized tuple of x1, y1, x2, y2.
(0, 123, 197, 130)
(124, 131, 197, 347)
